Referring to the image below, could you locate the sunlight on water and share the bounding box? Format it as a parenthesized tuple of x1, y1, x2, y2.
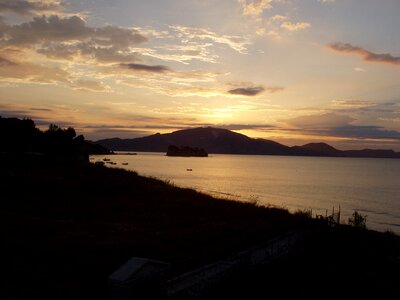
(91, 152, 400, 234)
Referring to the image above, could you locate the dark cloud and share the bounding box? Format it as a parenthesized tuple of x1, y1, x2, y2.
(0, 0, 63, 15)
(3, 15, 91, 46)
(228, 86, 265, 96)
(329, 125, 400, 140)
(30, 107, 53, 112)
(332, 101, 400, 114)
(121, 63, 171, 73)
(0, 109, 48, 122)
(329, 42, 400, 66)
(284, 112, 400, 140)
(85, 129, 151, 141)
(202, 124, 276, 131)
(0, 15, 147, 64)
(2, 15, 146, 46)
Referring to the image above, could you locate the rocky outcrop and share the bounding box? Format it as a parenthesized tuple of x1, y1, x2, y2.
(166, 145, 208, 157)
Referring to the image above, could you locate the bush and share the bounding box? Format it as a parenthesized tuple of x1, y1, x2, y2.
(348, 211, 367, 229)
(294, 209, 313, 218)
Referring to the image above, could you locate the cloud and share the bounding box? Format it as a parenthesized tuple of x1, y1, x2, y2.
(281, 21, 311, 31)
(379, 117, 400, 123)
(170, 25, 249, 54)
(256, 28, 281, 39)
(0, 58, 71, 83)
(227, 84, 284, 96)
(0, 102, 203, 140)
(0, 15, 147, 63)
(71, 80, 111, 92)
(87, 129, 151, 141)
(2, 15, 92, 46)
(121, 63, 171, 73)
(257, 14, 311, 39)
(0, 14, 252, 95)
(0, 14, 246, 71)
(122, 80, 224, 98)
(353, 67, 365, 72)
(210, 124, 275, 131)
(265, 86, 285, 93)
(284, 111, 400, 141)
(329, 42, 400, 66)
(285, 112, 355, 128)
(140, 44, 219, 64)
(115, 67, 227, 98)
(331, 100, 373, 108)
(0, 56, 17, 66)
(0, 0, 64, 15)
(329, 125, 400, 140)
(239, 0, 273, 16)
(228, 86, 265, 96)
(0, 103, 77, 127)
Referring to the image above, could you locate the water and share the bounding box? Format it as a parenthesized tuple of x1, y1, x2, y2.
(91, 152, 400, 234)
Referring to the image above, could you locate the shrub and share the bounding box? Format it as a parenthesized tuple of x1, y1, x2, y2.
(348, 211, 367, 229)
(294, 209, 313, 218)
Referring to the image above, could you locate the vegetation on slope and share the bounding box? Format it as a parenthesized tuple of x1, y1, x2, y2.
(1, 155, 308, 300)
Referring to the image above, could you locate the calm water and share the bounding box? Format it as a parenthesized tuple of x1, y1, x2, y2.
(91, 152, 400, 234)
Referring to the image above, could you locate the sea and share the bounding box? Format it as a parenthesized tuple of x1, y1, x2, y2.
(90, 152, 400, 234)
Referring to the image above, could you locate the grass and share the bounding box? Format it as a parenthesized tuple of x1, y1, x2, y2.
(1, 155, 310, 300)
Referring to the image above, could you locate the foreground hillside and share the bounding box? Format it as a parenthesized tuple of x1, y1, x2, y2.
(1, 155, 399, 299)
(97, 127, 400, 158)
(1, 155, 309, 300)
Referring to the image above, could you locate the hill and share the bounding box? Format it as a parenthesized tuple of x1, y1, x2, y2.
(98, 127, 294, 155)
(96, 127, 400, 159)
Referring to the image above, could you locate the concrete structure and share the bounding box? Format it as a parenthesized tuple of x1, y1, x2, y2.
(108, 257, 169, 300)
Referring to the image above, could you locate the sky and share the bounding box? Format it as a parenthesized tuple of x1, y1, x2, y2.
(0, 0, 400, 150)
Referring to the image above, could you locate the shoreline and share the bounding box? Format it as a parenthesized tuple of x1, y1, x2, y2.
(91, 152, 400, 235)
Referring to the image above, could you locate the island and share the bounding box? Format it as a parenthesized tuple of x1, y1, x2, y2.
(166, 145, 208, 157)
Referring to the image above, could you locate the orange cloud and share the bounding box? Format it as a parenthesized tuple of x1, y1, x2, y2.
(281, 21, 311, 31)
(239, 0, 273, 16)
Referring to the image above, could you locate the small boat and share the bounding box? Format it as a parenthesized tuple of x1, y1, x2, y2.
(103, 158, 111, 161)
(122, 163, 129, 165)
(186, 168, 193, 171)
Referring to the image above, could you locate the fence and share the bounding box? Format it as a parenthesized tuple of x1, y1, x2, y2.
(166, 229, 309, 300)
(316, 206, 341, 227)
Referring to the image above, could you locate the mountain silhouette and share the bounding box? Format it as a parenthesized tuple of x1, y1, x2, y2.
(96, 127, 400, 159)
(97, 127, 291, 155)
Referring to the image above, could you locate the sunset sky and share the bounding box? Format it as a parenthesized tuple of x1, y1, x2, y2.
(1, 0, 400, 149)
